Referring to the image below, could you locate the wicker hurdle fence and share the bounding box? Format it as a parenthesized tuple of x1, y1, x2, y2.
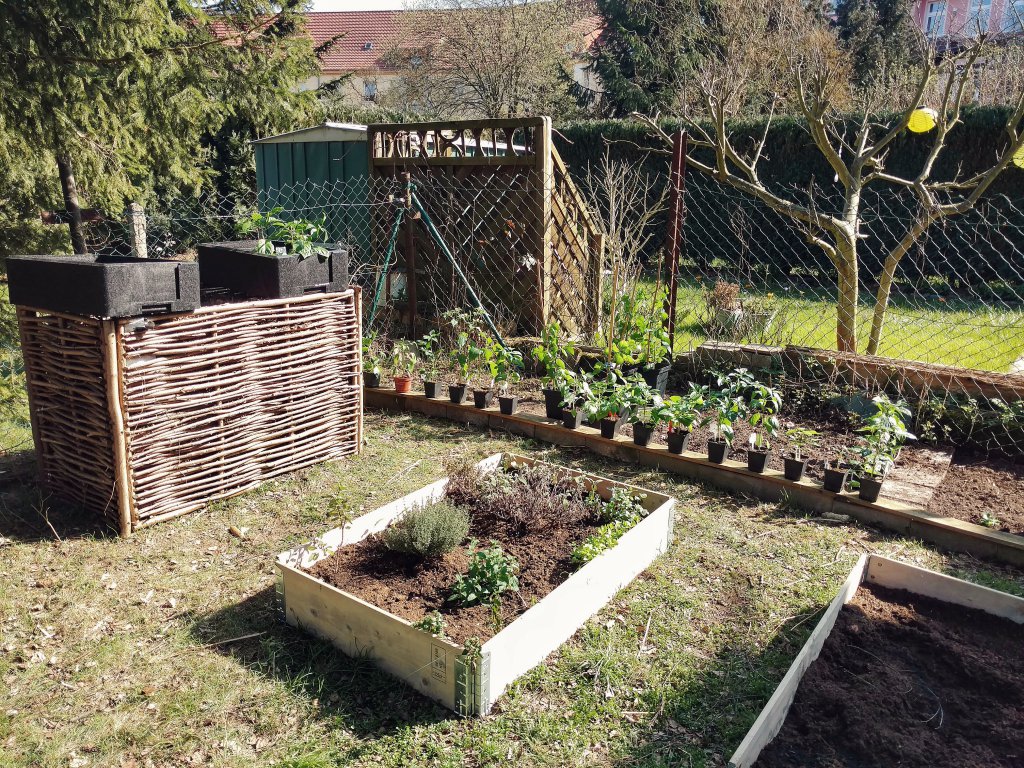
(17, 289, 363, 534)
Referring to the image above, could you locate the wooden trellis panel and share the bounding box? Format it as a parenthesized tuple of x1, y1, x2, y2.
(368, 117, 603, 338)
(17, 290, 363, 534)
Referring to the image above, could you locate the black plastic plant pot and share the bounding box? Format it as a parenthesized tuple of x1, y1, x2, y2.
(363, 371, 381, 388)
(707, 440, 729, 464)
(562, 409, 584, 429)
(747, 449, 770, 473)
(823, 467, 848, 493)
(542, 388, 563, 419)
(859, 476, 884, 503)
(424, 380, 439, 399)
(599, 417, 624, 440)
(197, 241, 350, 300)
(641, 363, 672, 396)
(498, 395, 518, 415)
(473, 389, 494, 409)
(784, 457, 809, 482)
(449, 384, 468, 404)
(6, 254, 200, 318)
(667, 429, 691, 454)
(633, 422, 656, 447)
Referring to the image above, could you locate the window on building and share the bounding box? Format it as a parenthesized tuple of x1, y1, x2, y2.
(925, 1, 947, 36)
(967, 0, 991, 34)
(363, 80, 378, 101)
(1005, 0, 1024, 33)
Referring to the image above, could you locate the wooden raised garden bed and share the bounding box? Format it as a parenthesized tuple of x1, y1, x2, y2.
(363, 388, 1024, 568)
(729, 554, 1024, 768)
(16, 290, 363, 534)
(276, 453, 675, 716)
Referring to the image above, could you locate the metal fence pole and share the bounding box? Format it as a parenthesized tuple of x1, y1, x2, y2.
(665, 130, 688, 350)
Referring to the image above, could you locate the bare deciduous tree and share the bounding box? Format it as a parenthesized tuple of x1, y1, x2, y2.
(387, 0, 590, 119)
(637, 0, 1024, 355)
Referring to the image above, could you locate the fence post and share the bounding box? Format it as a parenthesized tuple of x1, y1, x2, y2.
(125, 202, 148, 259)
(403, 172, 418, 340)
(665, 131, 687, 350)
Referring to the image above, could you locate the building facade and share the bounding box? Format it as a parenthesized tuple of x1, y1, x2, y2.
(913, 0, 1024, 37)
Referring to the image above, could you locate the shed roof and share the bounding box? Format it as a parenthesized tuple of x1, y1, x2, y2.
(252, 122, 368, 145)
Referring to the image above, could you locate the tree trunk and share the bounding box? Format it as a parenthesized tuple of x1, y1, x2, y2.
(834, 228, 859, 353)
(866, 214, 939, 355)
(56, 153, 87, 254)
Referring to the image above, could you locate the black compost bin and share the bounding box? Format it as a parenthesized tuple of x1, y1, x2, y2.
(197, 241, 350, 300)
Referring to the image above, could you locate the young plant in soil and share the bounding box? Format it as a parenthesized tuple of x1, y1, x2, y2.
(362, 331, 384, 388)
(448, 331, 481, 404)
(558, 370, 593, 429)
(823, 446, 855, 492)
(412, 611, 446, 638)
(415, 330, 442, 397)
(855, 395, 916, 502)
(390, 340, 418, 393)
(237, 207, 330, 260)
(492, 342, 524, 414)
(745, 380, 783, 473)
(449, 541, 519, 613)
(652, 384, 707, 453)
(702, 369, 752, 463)
(533, 321, 576, 418)
(622, 377, 660, 446)
(583, 373, 633, 439)
(381, 499, 470, 560)
(784, 427, 820, 481)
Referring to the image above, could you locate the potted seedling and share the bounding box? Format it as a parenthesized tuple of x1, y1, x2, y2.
(416, 330, 442, 398)
(583, 374, 632, 440)
(533, 322, 576, 419)
(449, 332, 479, 405)
(653, 384, 706, 454)
(493, 344, 524, 415)
(702, 369, 752, 463)
(855, 395, 915, 502)
(391, 340, 418, 394)
(823, 447, 854, 493)
(559, 371, 592, 429)
(745, 380, 783, 473)
(362, 332, 383, 388)
(199, 208, 349, 300)
(784, 428, 820, 482)
(623, 378, 660, 447)
(473, 337, 499, 409)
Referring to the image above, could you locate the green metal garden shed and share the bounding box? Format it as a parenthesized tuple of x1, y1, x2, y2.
(252, 122, 370, 244)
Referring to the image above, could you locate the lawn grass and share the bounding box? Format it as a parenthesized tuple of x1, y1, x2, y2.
(632, 278, 1024, 373)
(2, 410, 1022, 768)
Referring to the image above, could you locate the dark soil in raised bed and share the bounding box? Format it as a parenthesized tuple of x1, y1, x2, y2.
(754, 583, 1024, 768)
(927, 454, 1024, 535)
(307, 497, 601, 644)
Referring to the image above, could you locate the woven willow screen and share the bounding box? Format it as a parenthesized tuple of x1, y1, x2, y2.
(17, 290, 363, 534)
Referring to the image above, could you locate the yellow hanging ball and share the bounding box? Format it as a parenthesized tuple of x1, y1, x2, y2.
(1014, 142, 1024, 169)
(907, 107, 938, 133)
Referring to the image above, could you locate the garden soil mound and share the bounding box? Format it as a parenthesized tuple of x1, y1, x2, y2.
(754, 583, 1024, 768)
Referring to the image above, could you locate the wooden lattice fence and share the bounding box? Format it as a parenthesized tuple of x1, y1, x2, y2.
(17, 290, 363, 534)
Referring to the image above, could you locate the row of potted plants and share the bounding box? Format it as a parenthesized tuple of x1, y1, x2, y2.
(363, 317, 914, 504)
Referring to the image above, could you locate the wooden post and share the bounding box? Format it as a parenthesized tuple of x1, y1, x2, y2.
(403, 172, 418, 340)
(125, 202, 148, 259)
(15, 308, 47, 484)
(101, 320, 134, 536)
(665, 131, 687, 350)
(535, 117, 554, 334)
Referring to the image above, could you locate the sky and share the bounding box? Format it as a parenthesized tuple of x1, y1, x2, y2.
(311, 1, 407, 10)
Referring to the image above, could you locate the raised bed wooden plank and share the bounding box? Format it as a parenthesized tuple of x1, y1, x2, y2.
(362, 388, 1024, 567)
(727, 554, 1024, 768)
(277, 452, 674, 716)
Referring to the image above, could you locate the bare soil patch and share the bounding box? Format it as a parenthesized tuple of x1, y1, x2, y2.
(308, 493, 601, 644)
(755, 583, 1024, 768)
